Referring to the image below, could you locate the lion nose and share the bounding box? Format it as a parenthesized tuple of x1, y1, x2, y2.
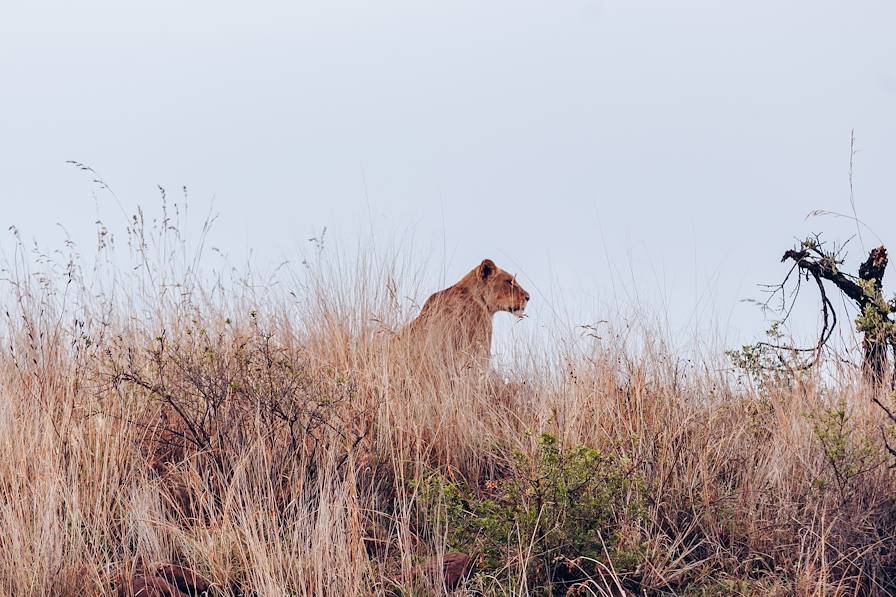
(523, 291, 530, 301)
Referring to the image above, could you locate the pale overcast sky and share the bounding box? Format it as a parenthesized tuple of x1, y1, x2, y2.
(2, 1, 895, 352)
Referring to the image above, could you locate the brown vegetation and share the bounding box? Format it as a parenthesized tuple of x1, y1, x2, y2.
(1, 216, 896, 595)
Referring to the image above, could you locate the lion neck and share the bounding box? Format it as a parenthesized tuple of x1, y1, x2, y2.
(455, 269, 498, 316)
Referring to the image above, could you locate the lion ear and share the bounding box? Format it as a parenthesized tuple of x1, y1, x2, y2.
(478, 259, 496, 281)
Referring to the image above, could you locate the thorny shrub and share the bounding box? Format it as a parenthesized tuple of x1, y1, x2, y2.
(105, 308, 371, 486)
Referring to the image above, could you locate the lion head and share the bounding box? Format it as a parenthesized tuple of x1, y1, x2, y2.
(471, 259, 530, 317)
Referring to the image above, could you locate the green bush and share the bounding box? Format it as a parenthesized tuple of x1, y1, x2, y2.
(417, 433, 644, 594)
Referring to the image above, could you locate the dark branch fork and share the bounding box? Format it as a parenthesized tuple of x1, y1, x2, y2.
(781, 245, 887, 310)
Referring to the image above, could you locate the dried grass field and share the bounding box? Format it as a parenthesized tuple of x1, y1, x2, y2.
(1, 213, 895, 596)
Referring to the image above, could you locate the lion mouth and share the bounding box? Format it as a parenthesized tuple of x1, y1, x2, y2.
(510, 306, 527, 318)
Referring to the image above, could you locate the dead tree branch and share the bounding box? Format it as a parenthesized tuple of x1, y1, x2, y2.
(778, 243, 891, 384)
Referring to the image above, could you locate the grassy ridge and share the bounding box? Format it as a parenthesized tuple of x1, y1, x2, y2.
(1, 218, 894, 596)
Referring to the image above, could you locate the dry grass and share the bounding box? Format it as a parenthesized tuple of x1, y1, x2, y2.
(1, 213, 895, 596)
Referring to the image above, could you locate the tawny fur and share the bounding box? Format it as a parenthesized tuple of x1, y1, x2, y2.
(399, 259, 530, 372)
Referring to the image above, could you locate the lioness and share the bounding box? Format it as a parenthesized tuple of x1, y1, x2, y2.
(399, 259, 530, 372)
